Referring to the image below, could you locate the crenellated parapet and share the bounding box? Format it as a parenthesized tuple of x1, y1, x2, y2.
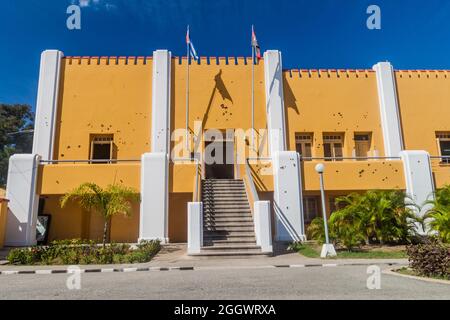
(284, 69, 375, 79)
(395, 70, 450, 79)
(64, 56, 153, 65)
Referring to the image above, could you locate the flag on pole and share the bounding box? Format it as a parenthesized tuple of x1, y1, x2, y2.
(251, 25, 261, 60)
(186, 26, 199, 61)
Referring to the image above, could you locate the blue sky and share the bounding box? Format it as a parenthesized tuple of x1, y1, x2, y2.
(1, 0, 450, 111)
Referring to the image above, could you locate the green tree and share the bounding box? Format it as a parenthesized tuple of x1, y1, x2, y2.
(330, 190, 416, 249)
(425, 185, 450, 243)
(60, 183, 140, 246)
(0, 104, 34, 187)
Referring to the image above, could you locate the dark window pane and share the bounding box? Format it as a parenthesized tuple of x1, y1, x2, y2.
(323, 143, 332, 160)
(92, 144, 111, 163)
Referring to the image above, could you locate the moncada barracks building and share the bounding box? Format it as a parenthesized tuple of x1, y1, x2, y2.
(4, 49, 450, 257)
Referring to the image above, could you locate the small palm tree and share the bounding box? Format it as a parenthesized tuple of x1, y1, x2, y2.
(60, 183, 140, 247)
(425, 185, 450, 243)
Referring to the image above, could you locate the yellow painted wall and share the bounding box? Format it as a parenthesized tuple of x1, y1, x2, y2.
(395, 71, 450, 187)
(37, 163, 140, 195)
(302, 160, 405, 191)
(42, 195, 139, 243)
(54, 56, 153, 161)
(283, 70, 385, 158)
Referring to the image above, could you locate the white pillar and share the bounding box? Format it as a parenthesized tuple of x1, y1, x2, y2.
(151, 50, 172, 154)
(187, 202, 203, 254)
(264, 50, 287, 157)
(400, 151, 435, 234)
(373, 62, 404, 157)
(254, 201, 273, 253)
(139, 153, 169, 243)
(139, 50, 172, 243)
(5, 154, 41, 246)
(273, 151, 306, 242)
(33, 50, 64, 160)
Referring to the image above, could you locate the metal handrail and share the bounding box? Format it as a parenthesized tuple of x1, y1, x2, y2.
(300, 156, 401, 161)
(40, 159, 140, 164)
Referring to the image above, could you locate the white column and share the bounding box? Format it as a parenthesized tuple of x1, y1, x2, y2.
(5, 154, 41, 246)
(187, 202, 203, 254)
(254, 201, 273, 253)
(139, 50, 172, 243)
(273, 151, 306, 242)
(151, 50, 172, 154)
(373, 62, 404, 157)
(33, 50, 64, 160)
(264, 50, 287, 157)
(139, 153, 169, 243)
(400, 151, 435, 234)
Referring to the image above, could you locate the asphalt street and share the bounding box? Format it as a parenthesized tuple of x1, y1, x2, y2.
(0, 265, 449, 300)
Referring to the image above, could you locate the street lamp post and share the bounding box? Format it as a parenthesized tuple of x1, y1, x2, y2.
(314, 163, 337, 258)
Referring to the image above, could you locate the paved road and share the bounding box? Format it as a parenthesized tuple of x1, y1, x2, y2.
(0, 265, 449, 300)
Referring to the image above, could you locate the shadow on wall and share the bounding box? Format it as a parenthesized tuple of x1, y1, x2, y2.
(283, 73, 300, 151)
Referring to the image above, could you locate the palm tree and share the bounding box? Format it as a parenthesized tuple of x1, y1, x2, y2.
(425, 185, 450, 243)
(60, 183, 140, 247)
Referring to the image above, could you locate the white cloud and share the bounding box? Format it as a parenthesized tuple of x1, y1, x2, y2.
(71, 0, 115, 10)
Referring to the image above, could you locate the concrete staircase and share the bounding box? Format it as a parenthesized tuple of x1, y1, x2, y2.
(197, 179, 271, 258)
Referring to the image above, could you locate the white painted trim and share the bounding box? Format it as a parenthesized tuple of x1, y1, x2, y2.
(187, 202, 203, 255)
(264, 50, 287, 157)
(151, 50, 172, 154)
(373, 62, 404, 157)
(139, 153, 169, 243)
(5, 154, 41, 246)
(33, 50, 64, 160)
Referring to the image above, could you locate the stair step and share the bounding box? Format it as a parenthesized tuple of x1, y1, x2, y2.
(203, 217, 253, 224)
(201, 245, 261, 251)
(204, 211, 252, 215)
(204, 227, 255, 233)
(203, 239, 257, 245)
(203, 231, 256, 237)
(191, 251, 271, 258)
(204, 222, 254, 227)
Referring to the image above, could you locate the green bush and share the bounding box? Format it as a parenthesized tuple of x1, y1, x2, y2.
(7, 239, 161, 265)
(306, 217, 326, 244)
(426, 185, 450, 243)
(406, 237, 450, 279)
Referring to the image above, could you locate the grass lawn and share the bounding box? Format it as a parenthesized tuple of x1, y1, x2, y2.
(396, 267, 450, 281)
(294, 242, 408, 259)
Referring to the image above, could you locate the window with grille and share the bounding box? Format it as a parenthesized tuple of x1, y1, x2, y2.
(354, 133, 371, 159)
(303, 196, 320, 224)
(323, 134, 344, 161)
(436, 132, 450, 164)
(295, 133, 313, 160)
(90, 135, 114, 164)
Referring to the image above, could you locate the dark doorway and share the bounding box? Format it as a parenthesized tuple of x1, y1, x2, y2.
(204, 140, 234, 179)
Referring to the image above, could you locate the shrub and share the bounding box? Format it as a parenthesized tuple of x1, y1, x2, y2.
(406, 237, 450, 278)
(426, 185, 450, 243)
(7, 239, 161, 265)
(306, 217, 326, 244)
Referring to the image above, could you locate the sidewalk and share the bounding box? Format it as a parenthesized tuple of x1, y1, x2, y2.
(0, 243, 408, 273)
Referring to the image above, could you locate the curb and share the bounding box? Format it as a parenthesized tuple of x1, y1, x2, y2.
(0, 262, 402, 275)
(0, 266, 194, 275)
(383, 267, 450, 285)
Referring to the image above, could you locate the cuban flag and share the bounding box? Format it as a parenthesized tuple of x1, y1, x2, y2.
(251, 25, 261, 60)
(186, 26, 199, 61)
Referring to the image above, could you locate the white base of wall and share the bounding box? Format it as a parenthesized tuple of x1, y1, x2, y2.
(272, 151, 306, 242)
(254, 201, 273, 253)
(187, 202, 203, 254)
(139, 153, 169, 242)
(5, 154, 41, 247)
(400, 150, 435, 234)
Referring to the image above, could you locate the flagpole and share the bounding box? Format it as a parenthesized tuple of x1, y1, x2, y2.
(186, 27, 190, 153)
(251, 26, 255, 152)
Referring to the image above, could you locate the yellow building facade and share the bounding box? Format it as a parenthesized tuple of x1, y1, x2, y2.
(3, 50, 450, 256)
